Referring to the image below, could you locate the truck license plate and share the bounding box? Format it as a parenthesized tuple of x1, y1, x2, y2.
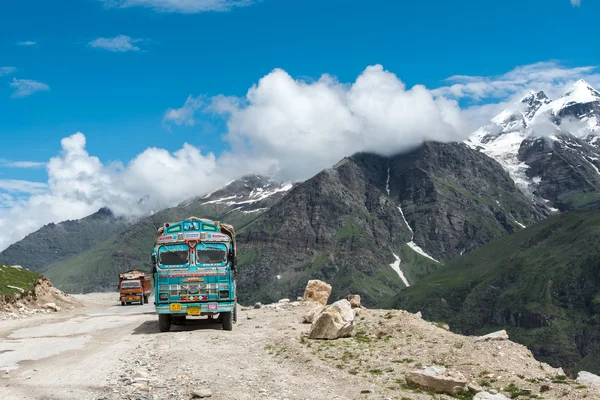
(170, 303, 182, 311)
(187, 308, 201, 316)
(207, 303, 218, 311)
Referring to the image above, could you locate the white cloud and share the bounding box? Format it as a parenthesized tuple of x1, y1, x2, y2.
(101, 0, 255, 13)
(17, 41, 37, 46)
(0, 159, 46, 168)
(0, 67, 16, 76)
(435, 62, 598, 100)
(0, 133, 232, 251)
(89, 35, 142, 52)
(0, 180, 47, 194)
(9, 78, 50, 98)
(164, 95, 204, 126)
(2, 61, 600, 251)
(207, 65, 469, 180)
(571, 0, 581, 6)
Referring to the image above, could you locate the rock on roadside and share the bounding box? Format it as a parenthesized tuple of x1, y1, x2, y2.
(474, 392, 510, 400)
(475, 330, 509, 343)
(346, 294, 361, 308)
(302, 305, 325, 324)
(576, 371, 600, 388)
(308, 299, 354, 339)
(303, 280, 332, 305)
(405, 366, 467, 395)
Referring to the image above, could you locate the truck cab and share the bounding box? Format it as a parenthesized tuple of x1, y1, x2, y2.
(151, 217, 237, 332)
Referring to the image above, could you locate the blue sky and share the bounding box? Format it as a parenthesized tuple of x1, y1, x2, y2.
(1, 0, 599, 250)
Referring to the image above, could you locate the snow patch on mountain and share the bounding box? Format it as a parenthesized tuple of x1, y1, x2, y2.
(389, 253, 410, 287)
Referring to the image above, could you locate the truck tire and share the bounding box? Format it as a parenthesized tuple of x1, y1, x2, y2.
(121, 301, 125, 306)
(158, 314, 171, 332)
(143, 295, 148, 304)
(222, 311, 233, 331)
(233, 302, 237, 324)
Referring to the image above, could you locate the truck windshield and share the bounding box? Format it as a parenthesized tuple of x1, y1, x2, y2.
(196, 249, 227, 264)
(121, 281, 140, 289)
(159, 250, 189, 265)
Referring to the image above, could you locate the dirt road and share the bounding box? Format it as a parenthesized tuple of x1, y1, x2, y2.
(2, 294, 599, 400)
(0, 295, 360, 400)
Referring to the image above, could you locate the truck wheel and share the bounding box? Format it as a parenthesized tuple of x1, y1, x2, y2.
(222, 311, 233, 331)
(121, 301, 125, 306)
(144, 295, 148, 304)
(158, 314, 171, 332)
(233, 302, 237, 324)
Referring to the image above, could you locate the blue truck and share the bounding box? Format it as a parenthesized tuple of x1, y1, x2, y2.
(151, 216, 237, 332)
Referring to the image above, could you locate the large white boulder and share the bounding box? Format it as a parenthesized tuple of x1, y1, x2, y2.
(576, 371, 600, 388)
(307, 299, 354, 339)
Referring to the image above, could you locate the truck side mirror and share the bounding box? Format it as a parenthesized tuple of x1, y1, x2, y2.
(151, 254, 157, 264)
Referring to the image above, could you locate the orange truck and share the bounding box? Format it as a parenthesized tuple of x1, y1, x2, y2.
(119, 270, 152, 306)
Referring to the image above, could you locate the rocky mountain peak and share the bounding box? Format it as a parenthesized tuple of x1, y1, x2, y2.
(519, 90, 551, 121)
(178, 173, 294, 213)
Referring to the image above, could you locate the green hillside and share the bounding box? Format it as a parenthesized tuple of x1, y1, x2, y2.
(0, 264, 39, 297)
(388, 210, 600, 375)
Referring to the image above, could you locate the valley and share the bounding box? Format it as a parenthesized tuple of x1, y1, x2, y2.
(1, 78, 600, 389)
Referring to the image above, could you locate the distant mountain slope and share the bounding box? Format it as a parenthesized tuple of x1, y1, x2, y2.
(0, 208, 128, 272)
(234, 141, 545, 306)
(467, 79, 600, 211)
(42, 174, 294, 293)
(388, 210, 600, 375)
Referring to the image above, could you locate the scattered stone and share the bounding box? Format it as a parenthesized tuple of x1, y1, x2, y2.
(475, 330, 509, 343)
(576, 371, 600, 388)
(540, 384, 550, 393)
(308, 299, 354, 340)
(474, 392, 510, 400)
(302, 305, 325, 324)
(488, 389, 498, 394)
(278, 298, 290, 304)
(405, 366, 467, 395)
(302, 280, 332, 305)
(467, 382, 484, 393)
(415, 311, 422, 318)
(345, 294, 361, 308)
(191, 388, 212, 398)
(296, 296, 303, 302)
(253, 302, 262, 309)
(290, 301, 300, 307)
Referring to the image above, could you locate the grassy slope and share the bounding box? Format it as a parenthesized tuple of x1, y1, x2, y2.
(388, 210, 600, 374)
(0, 264, 39, 297)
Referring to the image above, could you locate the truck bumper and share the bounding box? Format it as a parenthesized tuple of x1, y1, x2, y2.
(120, 295, 142, 301)
(155, 301, 235, 315)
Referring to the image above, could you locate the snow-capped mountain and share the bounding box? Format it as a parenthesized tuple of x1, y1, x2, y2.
(179, 173, 295, 214)
(467, 79, 600, 211)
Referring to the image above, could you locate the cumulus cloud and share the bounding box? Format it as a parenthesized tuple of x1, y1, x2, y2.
(0, 133, 233, 251)
(3, 61, 600, 251)
(0, 67, 16, 76)
(571, 0, 581, 6)
(9, 78, 50, 98)
(89, 35, 142, 52)
(101, 0, 255, 13)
